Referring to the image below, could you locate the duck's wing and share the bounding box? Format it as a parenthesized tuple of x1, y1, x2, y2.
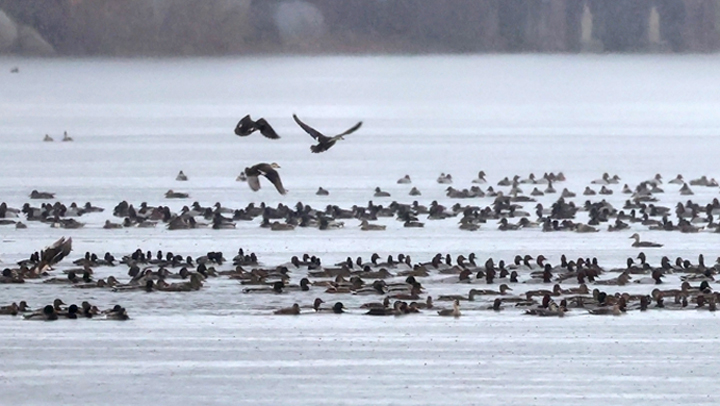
(293, 114, 327, 141)
(247, 176, 262, 192)
(335, 121, 363, 137)
(41, 237, 73, 266)
(260, 168, 287, 195)
(234, 115, 256, 136)
(255, 118, 280, 139)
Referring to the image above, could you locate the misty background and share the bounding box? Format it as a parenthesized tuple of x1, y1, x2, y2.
(0, 0, 718, 56)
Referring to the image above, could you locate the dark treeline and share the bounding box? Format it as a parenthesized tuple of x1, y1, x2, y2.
(0, 0, 718, 56)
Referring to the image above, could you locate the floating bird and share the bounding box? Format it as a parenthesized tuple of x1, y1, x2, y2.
(293, 114, 362, 153)
(234, 115, 280, 139)
(274, 303, 300, 315)
(245, 163, 286, 195)
(437, 299, 461, 318)
(165, 190, 189, 199)
(629, 233, 663, 248)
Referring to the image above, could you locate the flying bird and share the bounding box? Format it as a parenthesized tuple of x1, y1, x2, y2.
(244, 163, 286, 195)
(293, 114, 362, 153)
(234, 115, 280, 139)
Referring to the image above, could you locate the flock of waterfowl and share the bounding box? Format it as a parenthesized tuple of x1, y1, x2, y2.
(9, 116, 719, 321)
(4, 168, 720, 244)
(2, 233, 720, 319)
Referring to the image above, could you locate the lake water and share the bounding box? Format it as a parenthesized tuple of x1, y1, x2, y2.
(1, 54, 720, 405)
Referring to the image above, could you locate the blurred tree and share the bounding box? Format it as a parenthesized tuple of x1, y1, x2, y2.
(656, 0, 686, 51)
(0, 0, 71, 51)
(589, 0, 651, 51)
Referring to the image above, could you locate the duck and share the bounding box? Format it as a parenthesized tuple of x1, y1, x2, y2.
(156, 273, 203, 291)
(103, 220, 123, 229)
(61, 131, 73, 142)
(374, 187, 390, 197)
(293, 114, 362, 153)
(176, 171, 188, 181)
(591, 173, 611, 185)
(437, 288, 479, 302)
(472, 171, 487, 184)
(397, 175, 412, 184)
(43, 134, 53, 142)
(274, 303, 301, 315)
(583, 187, 596, 196)
(104, 305, 130, 320)
(30, 190, 55, 199)
(587, 304, 622, 316)
(525, 301, 565, 317)
(365, 301, 402, 316)
(437, 173, 453, 184)
(24, 305, 58, 321)
(360, 296, 391, 310)
(629, 233, 663, 248)
(244, 162, 286, 195)
(0, 302, 20, 315)
(316, 187, 329, 196)
(318, 302, 345, 314)
(360, 220, 386, 231)
(234, 115, 280, 139)
(437, 299, 461, 318)
(409, 187, 421, 196)
(679, 183, 694, 195)
(165, 190, 189, 199)
(668, 174, 684, 185)
(689, 176, 710, 186)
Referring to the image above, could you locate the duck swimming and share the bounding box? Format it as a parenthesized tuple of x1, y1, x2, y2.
(374, 187, 390, 197)
(629, 233, 663, 248)
(437, 299, 461, 318)
(274, 303, 301, 315)
(397, 175, 412, 184)
(30, 190, 55, 199)
(293, 114, 362, 153)
(244, 163, 286, 195)
(472, 171, 487, 184)
(234, 115, 280, 139)
(165, 190, 189, 199)
(61, 131, 73, 142)
(176, 171, 188, 181)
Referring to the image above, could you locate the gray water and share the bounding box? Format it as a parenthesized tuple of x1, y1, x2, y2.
(1, 55, 720, 405)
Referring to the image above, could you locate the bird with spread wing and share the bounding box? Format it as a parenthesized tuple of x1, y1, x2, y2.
(244, 163, 286, 195)
(234, 115, 280, 139)
(293, 114, 362, 153)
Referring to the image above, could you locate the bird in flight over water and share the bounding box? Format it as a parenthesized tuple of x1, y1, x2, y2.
(293, 114, 362, 153)
(234, 115, 280, 139)
(244, 163, 286, 195)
